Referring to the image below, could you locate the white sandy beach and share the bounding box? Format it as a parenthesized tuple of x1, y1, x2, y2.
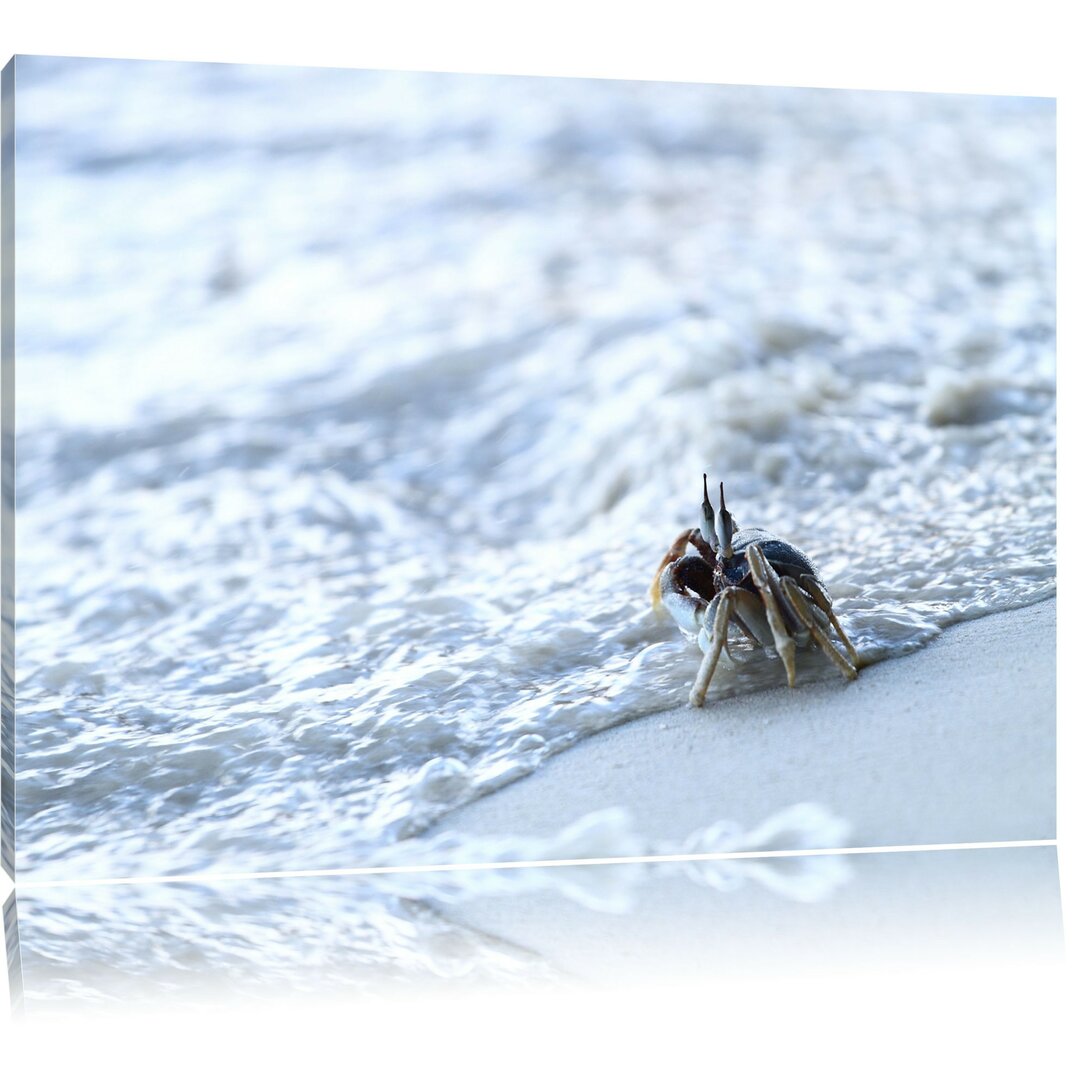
(439, 601, 1056, 851)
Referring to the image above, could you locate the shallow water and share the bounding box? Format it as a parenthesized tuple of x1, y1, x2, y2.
(14, 60, 1055, 878)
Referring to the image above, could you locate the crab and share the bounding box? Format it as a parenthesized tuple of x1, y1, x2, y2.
(649, 475, 860, 707)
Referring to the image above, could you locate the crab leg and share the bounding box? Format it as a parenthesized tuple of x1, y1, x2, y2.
(745, 543, 798, 688)
(781, 578, 859, 681)
(690, 590, 734, 707)
(799, 574, 860, 668)
(729, 588, 769, 648)
(730, 613, 763, 648)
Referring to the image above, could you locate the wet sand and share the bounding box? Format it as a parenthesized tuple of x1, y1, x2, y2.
(439, 600, 1056, 850)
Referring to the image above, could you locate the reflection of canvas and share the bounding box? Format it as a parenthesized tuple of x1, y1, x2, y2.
(5, 847, 1065, 1009)
(2, 57, 1055, 883)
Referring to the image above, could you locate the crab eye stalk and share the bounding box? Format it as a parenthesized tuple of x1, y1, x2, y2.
(700, 473, 720, 550)
(715, 481, 736, 561)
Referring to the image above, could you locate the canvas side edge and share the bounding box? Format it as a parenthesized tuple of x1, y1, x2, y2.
(1, 57, 16, 882)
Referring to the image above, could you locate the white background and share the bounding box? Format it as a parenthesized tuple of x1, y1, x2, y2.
(1, 2, 1075, 1075)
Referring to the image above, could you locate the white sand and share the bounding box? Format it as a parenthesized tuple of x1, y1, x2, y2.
(441, 600, 1055, 850)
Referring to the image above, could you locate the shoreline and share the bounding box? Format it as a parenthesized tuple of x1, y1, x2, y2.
(436, 599, 1056, 851)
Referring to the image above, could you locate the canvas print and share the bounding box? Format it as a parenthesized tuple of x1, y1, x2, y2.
(0, 57, 1055, 883)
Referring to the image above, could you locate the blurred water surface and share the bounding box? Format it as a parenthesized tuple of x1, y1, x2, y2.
(14, 60, 1055, 878)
